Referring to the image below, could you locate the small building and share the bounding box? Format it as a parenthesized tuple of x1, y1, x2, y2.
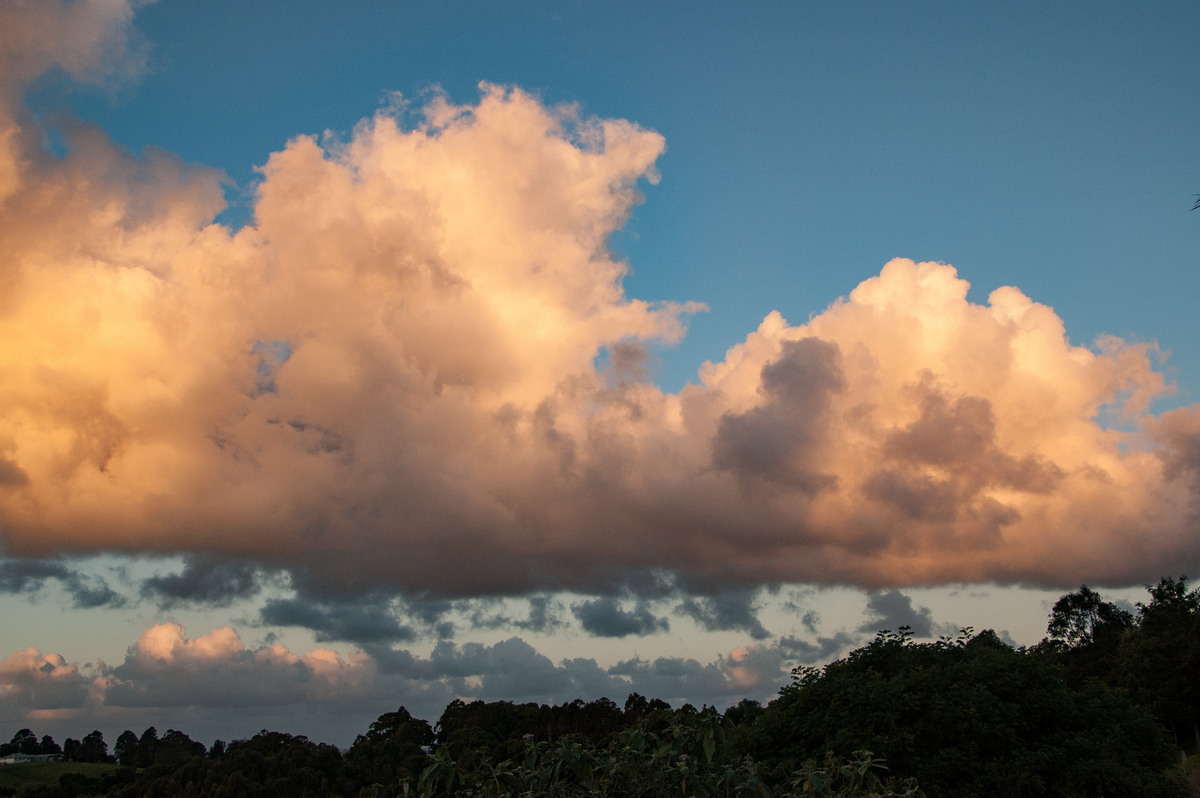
(0, 753, 62, 765)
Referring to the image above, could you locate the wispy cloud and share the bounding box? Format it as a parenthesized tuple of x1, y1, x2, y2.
(0, 559, 125, 608)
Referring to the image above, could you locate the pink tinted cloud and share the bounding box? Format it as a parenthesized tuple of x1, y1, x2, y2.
(0, 1, 1196, 600)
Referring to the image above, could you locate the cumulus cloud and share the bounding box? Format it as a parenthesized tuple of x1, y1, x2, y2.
(0, 0, 1197, 611)
(105, 623, 375, 708)
(2, 622, 794, 740)
(0, 647, 93, 716)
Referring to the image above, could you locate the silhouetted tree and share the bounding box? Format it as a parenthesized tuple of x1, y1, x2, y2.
(77, 729, 111, 763)
(345, 706, 433, 795)
(113, 729, 139, 767)
(754, 628, 1185, 797)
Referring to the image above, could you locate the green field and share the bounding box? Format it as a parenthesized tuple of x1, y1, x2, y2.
(0, 762, 120, 796)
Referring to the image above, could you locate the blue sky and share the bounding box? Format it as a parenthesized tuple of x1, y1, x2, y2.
(52, 0, 1200, 398)
(2, 0, 1198, 747)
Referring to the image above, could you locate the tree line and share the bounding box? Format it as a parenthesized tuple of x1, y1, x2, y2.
(5, 577, 1198, 797)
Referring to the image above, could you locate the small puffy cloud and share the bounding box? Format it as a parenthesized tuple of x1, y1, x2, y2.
(0, 559, 71, 593)
(259, 597, 416, 645)
(463, 595, 568, 635)
(858, 589, 953, 638)
(0, 559, 125, 608)
(674, 590, 770, 639)
(0, 647, 92, 715)
(106, 623, 375, 708)
(572, 597, 669, 638)
(778, 632, 859, 665)
(141, 557, 264, 608)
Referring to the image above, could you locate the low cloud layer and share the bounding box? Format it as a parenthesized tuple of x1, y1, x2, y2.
(1, 0, 1198, 611)
(0, 621, 806, 744)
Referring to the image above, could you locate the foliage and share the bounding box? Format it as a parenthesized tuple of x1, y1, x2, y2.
(415, 711, 921, 797)
(345, 706, 435, 796)
(1046, 585, 1134, 648)
(752, 627, 1185, 797)
(1040, 577, 1200, 752)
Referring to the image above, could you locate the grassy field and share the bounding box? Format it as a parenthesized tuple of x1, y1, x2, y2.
(0, 762, 120, 796)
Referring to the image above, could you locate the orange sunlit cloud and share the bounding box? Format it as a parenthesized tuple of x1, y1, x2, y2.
(1, 0, 1198, 603)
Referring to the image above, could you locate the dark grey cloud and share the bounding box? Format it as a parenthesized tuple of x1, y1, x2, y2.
(777, 632, 858, 664)
(406, 599, 457, 639)
(858, 589, 944, 637)
(674, 590, 769, 639)
(141, 557, 264, 608)
(0, 558, 125, 608)
(66, 576, 126, 609)
(465, 595, 568, 634)
(572, 597, 669, 637)
(259, 597, 416, 645)
(0, 559, 71, 592)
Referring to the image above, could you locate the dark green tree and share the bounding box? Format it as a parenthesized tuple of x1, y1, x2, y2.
(3, 728, 38, 756)
(1119, 576, 1200, 750)
(135, 725, 158, 768)
(76, 730, 111, 763)
(345, 706, 434, 795)
(753, 628, 1185, 797)
(37, 734, 61, 757)
(1046, 584, 1134, 648)
(113, 729, 139, 767)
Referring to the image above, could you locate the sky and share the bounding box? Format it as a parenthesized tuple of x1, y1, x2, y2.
(1, 0, 1198, 748)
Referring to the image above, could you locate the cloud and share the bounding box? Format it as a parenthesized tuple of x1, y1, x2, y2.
(0, 0, 1198, 607)
(105, 623, 376, 709)
(0, 559, 70, 592)
(2, 622, 803, 742)
(572, 597, 669, 637)
(777, 633, 858, 665)
(0, 559, 125, 608)
(0, 0, 146, 96)
(463, 595, 568, 635)
(259, 597, 416, 646)
(140, 557, 263, 608)
(0, 648, 93, 715)
(857, 589, 951, 638)
(674, 590, 771, 639)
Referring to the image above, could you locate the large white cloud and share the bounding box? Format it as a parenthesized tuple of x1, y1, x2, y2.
(0, 0, 1197, 605)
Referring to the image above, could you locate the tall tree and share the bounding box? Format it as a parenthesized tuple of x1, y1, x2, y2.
(753, 628, 1186, 797)
(1120, 576, 1200, 749)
